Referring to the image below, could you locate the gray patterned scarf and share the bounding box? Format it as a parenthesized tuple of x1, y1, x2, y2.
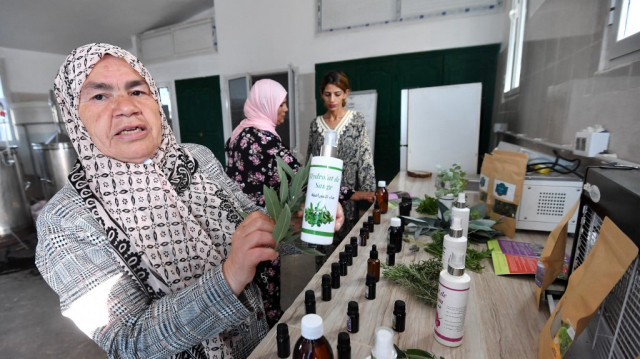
(54, 43, 235, 358)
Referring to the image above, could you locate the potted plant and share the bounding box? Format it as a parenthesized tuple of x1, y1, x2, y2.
(434, 163, 467, 210)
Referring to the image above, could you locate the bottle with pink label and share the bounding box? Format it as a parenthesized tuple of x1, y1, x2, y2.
(434, 251, 471, 347)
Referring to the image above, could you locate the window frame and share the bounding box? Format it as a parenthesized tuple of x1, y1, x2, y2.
(503, 0, 527, 94)
(607, 0, 640, 61)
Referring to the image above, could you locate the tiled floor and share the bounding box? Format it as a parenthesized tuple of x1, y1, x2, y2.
(0, 230, 317, 358)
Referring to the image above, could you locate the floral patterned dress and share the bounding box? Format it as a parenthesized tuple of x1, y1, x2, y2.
(225, 127, 300, 328)
(307, 110, 376, 240)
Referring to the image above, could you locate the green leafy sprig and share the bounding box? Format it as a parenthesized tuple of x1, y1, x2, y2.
(263, 156, 323, 256)
(435, 163, 467, 198)
(422, 231, 492, 272)
(382, 259, 442, 307)
(416, 194, 438, 215)
(395, 346, 445, 359)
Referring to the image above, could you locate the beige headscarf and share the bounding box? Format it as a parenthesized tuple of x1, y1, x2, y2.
(55, 43, 238, 358)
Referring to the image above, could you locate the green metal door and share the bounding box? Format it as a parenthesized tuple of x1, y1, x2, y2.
(175, 75, 225, 162)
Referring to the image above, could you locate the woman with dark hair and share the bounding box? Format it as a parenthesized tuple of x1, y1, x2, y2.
(307, 70, 376, 241)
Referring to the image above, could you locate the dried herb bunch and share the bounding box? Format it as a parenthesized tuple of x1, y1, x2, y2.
(382, 259, 442, 307)
(259, 156, 323, 256)
(422, 231, 492, 272)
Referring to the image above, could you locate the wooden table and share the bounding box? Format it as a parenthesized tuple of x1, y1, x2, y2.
(248, 172, 550, 358)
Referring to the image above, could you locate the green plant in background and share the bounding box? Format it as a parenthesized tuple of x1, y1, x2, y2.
(434, 163, 467, 199)
(416, 194, 438, 215)
(304, 202, 334, 227)
(248, 156, 323, 256)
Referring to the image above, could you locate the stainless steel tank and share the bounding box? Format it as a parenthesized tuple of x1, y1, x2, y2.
(0, 146, 33, 235)
(32, 138, 77, 200)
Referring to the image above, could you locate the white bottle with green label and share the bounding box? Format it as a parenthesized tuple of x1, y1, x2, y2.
(301, 130, 343, 245)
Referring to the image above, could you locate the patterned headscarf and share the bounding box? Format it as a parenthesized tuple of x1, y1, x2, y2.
(54, 43, 238, 358)
(228, 79, 287, 144)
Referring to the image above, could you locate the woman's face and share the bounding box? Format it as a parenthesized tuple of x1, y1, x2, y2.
(78, 56, 163, 163)
(322, 84, 349, 111)
(276, 98, 288, 126)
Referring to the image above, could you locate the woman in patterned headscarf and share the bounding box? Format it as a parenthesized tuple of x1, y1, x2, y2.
(35, 43, 342, 359)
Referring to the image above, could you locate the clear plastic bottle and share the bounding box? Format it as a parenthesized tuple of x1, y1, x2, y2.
(302, 130, 343, 245)
(434, 252, 471, 347)
(293, 314, 334, 359)
(369, 327, 397, 359)
(375, 181, 389, 214)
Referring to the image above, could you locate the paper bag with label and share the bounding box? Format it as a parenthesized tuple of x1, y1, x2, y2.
(538, 217, 638, 358)
(489, 150, 529, 238)
(478, 153, 496, 208)
(534, 200, 579, 307)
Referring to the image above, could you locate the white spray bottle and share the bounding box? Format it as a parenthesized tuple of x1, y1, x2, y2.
(451, 193, 470, 239)
(441, 217, 467, 270)
(435, 251, 471, 347)
(301, 130, 343, 245)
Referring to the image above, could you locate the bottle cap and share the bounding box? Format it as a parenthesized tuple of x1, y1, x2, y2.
(378, 180, 386, 187)
(366, 273, 376, 284)
(447, 251, 466, 276)
(393, 300, 405, 314)
(368, 215, 374, 222)
(277, 323, 289, 338)
(455, 192, 466, 207)
(305, 290, 315, 303)
(449, 217, 463, 238)
(320, 130, 338, 157)
(390, 217, 401, 227)
(348, 300, 359, 314)
(331, 262, 340, 272)
(338, 331, 350, 348)
(345, 244, 352, 255)
(300, 314, 324, 340)
(371, 327, 396, 358)
(322, 274, 331, 286)
(370, 245, 378, 259)
(339, 251, 347, 263)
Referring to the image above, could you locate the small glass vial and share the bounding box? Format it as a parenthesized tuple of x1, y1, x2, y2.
(337, 332, 351, 359)
(367, 245, 380, 282)
(359, 228, 367, 246)
(305, 290, 316, 314)
(331, 262, 341, 289)
(365, 273, 376, 300)
(293, 314, 334, 359)
(346, 301, 359, 333)
(339, 252, 348, 276)
(350, 236, 358, 257)
(387, 244, 396, 266)
(375, 181, 389, 214)
(361, 224, 369, 240)
(344, 244, 353, 266)
(372, 199, 381, 224)
(392, 300, 406, 333)
(277, 323, 291, 358)
(322, 274, 332, 301)
(367, 215, 375, 233)
(399, 196, 412, 217)
(389, 218, 402, 253)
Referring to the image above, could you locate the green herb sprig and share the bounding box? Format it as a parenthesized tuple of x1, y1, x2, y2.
(263, 156, 323, 256)
(382, 259, 442, 307)
(395, 346, 445, 359)
(416, 194, 438, 215)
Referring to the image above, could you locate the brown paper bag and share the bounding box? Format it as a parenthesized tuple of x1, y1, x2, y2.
(478, 153, 496, 207)
(489, 150, 529, 237)
(538, 217, 638, 358)
(534, 200, 580, 307)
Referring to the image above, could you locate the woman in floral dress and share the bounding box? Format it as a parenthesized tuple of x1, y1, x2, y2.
(225, 79, 299, 328)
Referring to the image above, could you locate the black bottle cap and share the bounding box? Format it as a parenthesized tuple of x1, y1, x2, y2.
(277, 323, 289, 337)
(305, 290, 315, 303)
(322, 274, 331, 286)
(347, 301, 358, 314)
(332, 262, 340, 273)
(350, 236, 357, 243)
(368, 215, 374, 222)
(370, 245, 378, 259)
(338, 331, 350, 346)
(394, 300, 406, 314)
(360, 227, 367, 235)
(339, 251, 347, 263)
(345, 243, 352, 254)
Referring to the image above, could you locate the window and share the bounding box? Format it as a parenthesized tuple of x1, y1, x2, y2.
(608, 0, 640, 61)
(504, 0, 527, 93)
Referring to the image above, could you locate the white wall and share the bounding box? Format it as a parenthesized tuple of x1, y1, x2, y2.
(145, 1, 506, 157)
(0, 47, 65, 101)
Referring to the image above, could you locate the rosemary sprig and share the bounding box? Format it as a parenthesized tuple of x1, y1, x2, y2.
(382, 259, 442, 307)
(422, 231, 492, 272)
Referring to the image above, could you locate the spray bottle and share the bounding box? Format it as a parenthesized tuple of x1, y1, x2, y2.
(441, 217, 467, 270)
(434, 251, 471, 347)
(301, 130, 343, 245)
(451, 193, 470, 239)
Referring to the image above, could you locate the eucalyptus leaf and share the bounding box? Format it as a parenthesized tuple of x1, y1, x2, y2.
(279, 172, 289, 206)
(275, 156, 295, 177)
(238, 211, 249, 219)
(263, 185, 282, 220)
(273, 203, 291, 243)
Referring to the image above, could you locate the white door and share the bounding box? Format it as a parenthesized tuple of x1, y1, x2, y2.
(403, 83, 482, 174)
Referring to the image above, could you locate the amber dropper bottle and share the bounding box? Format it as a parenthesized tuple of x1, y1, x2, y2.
(367, 245, 380, 282)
